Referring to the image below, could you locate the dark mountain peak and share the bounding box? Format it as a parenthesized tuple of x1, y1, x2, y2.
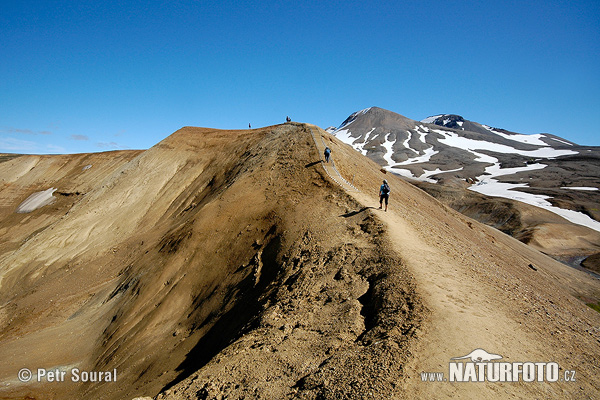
(337, 107, 374, 128)
(422, 114, 465, 129)
(337, 107, 417, 131)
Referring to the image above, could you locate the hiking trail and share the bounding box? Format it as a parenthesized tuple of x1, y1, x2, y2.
(306, 124, 358, 192)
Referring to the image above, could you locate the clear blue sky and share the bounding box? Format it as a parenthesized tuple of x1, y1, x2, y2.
(1, 0, 599, 154)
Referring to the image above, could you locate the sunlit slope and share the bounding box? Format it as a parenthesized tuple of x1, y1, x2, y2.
(0, 122, 598, 400)
(0, 124, 421, 399)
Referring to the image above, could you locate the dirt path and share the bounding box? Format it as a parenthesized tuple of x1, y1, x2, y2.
(308, 130, 539, 395)
(304, 124, 600, 399)
(349, 189, 599, 399)
(305, 130, 519, 396)
(306, 124, 358, 192)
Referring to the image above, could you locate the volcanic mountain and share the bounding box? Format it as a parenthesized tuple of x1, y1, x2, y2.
(332, 107, 600, 270)
(0, 123, 599, 399)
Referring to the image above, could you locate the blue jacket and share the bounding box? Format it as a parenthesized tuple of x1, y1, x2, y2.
(380, 183, 390, 195)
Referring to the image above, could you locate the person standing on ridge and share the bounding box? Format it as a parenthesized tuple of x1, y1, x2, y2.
(286, 116, 291, 123)
(379, 179, 390, 211)
(249, 123, 251, 129)
(324, 147, 331, 163)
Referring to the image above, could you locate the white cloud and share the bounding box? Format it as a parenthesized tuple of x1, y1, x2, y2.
(96, 141, 129, 150)
(70, 134, 90, 141)
(0, 137, 66, 154)
(1, 127, 53, 135)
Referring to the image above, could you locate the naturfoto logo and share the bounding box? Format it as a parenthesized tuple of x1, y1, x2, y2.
(449, 348, 564, 383)
(420, 348, 576, 383)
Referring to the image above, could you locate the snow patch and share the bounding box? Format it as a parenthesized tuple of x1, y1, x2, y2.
(382, 133, 396, 166)
(414, 126, 428, 143)
(361, 128, 376, 143)
(546, 207, 600, 232)
(421, 115, 443, 124)
(470, 180, 552, 206)
(549, 137, 574, 146)
(561, 187, 598, 191)
(470, 165, 600, 232)
(471, 179, 600, 232)
(435, 129, 577, 158)
(402, 130, 412, 149)
(333, 129, 355, 146)
(16, 188, 57, 213)
(389, 167, 463, 183)
(387, 168, 417, 180)
(353, 128, 377, 156)
(484, 163, 548, 178)
(418, 167, 464, 183)
(395, 147, 438, 165)
(481, 125, 548, 146)
(470, 151, 498, 164)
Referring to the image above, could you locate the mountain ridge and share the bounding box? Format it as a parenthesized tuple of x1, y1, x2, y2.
(332, 106, 600, 270)
(0, 122, 599, 399)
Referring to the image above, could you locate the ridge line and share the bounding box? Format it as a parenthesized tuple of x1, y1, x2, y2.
(306, 125, 359, 192)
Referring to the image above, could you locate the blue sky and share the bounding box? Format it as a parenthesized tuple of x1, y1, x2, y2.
(1, 0, 599, 154)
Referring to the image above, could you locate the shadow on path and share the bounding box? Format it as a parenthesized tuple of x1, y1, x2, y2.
(340, 207, 373, 218)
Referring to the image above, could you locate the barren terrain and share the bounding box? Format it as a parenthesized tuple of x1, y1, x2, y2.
(0, 124, 598, 399)
(331, 107, 600, 272)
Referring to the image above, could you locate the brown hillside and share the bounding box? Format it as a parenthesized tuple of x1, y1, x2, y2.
(0, 123, 598, 400)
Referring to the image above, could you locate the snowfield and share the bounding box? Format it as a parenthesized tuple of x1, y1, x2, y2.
(481, 125, 549, 146)
(549, 137, 574, 146)
(470, 180, 600, 232)
(468, 160, 600, 232)
(435, 129, 578, 159)
(399, 147, 438, 165)
(482, 162, 548, 178)
(389, 166, 464, 183)
(332, 128, 354, 146)
(16, 188, 57, 213)
(420, 115, 443, 124)
(415, 125, 429, 143)
(382, 133, 395, 166)
(561, 187, 598, 191)
(331, 110, 598, 232)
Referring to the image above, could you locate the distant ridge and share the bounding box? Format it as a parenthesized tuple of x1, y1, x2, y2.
(332, 106, 600, 269)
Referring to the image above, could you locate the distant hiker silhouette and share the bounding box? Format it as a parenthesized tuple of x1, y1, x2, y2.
(324, 147, 331, 163)
(379, 179, 390, 211)
(286, 116, 291, 123)
(249, 123, 251, 129)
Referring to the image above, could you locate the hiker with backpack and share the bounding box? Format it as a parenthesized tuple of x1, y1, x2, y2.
(324, 147, 331, 163)
(379, 179, 390, 211)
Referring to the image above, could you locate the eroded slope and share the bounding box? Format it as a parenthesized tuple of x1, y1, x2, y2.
(0, 124, 421, 400)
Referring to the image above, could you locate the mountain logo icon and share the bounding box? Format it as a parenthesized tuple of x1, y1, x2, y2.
(451, 349, 503, 363)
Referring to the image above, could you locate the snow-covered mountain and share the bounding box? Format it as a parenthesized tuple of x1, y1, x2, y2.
(332, 107, 600, 235)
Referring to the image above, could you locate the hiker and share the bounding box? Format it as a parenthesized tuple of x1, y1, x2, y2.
(379, 179, 390, 211)
(324, 147, 331, 163)
(286, 116, 291, 123)
(249, 123, 251, 129)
